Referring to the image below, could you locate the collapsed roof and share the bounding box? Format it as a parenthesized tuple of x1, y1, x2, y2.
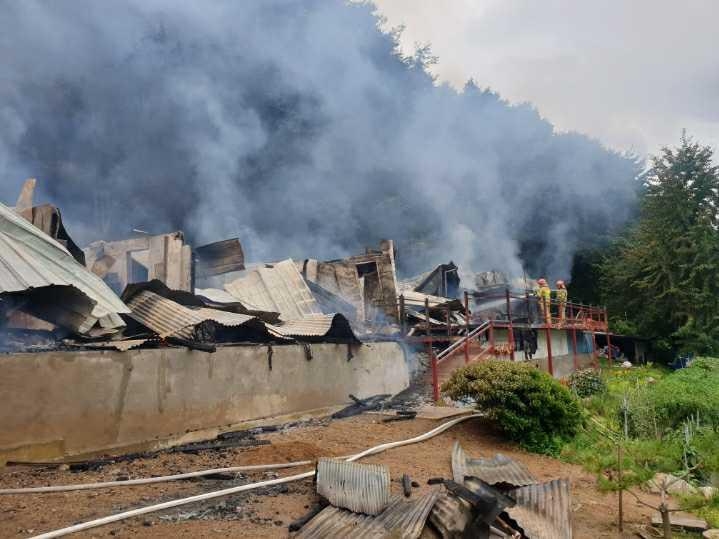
(224, 259, 324, 322)
(0, 201, 130, 335)
(121, 280, 358, 346)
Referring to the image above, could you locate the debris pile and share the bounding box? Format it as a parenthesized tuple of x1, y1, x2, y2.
(289, 441, 573, 538)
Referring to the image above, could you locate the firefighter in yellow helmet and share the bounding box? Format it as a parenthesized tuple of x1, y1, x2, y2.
(556, 280, 568, 324)
(536, 278, 552, 325)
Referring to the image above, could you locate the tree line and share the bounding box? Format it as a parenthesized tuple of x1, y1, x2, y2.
(573, 134, 719, 358)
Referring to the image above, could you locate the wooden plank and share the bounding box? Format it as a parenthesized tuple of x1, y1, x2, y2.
(651, 512, 708, 532)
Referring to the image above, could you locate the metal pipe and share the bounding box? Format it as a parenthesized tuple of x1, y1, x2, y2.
(398, 294, 406, 337)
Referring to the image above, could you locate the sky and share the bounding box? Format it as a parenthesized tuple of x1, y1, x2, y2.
(372, 0, 719, 158)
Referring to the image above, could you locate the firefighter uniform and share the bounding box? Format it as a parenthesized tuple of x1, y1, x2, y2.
(537, 279, 552, 325)
(556, 281, 568, 323)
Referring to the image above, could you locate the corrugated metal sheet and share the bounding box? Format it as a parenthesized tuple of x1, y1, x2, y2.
(224, 259, 322, 321)
(195, 287, 252, 305)
(505, 479, 572, 539)
(452, 443, 537, 487)
(296, 491, 439, 539)
(428, 491, 473, 538)
(125, 289, 261, 338)
(316, 458, 390, 515)
(271, 314, 358, 342)
(0, 202, 129, 332)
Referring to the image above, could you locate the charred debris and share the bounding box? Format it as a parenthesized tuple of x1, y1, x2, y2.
(1, 179, 526, 354)
(290, 442, 573, 538)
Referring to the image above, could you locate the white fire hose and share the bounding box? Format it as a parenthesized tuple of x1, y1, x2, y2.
(23, 414, 480, 538)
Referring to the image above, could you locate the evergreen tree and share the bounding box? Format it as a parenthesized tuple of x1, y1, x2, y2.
(601, 135, 719, 355)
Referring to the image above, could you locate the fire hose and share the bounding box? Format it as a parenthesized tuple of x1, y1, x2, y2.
(24, 414, 481, 538)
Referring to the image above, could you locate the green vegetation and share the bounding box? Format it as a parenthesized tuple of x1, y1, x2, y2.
(442, 360, 582, 455)
(562, 360, 719, 534)
(574, 135, 719, 358)
(568, 368, 606, 398)
(442, 357, 719, 535)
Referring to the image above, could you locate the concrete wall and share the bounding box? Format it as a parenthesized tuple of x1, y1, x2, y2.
(0, 341, 408, 463)
(536, 353, 595, 379)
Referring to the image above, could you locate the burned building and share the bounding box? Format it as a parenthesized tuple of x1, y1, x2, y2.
(298, 240, 399, 323)
(399, 262, 460, 299)
(84, 232, 193, 294)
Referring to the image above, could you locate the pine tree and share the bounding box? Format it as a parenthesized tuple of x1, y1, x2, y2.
(601, 134, 719, 355)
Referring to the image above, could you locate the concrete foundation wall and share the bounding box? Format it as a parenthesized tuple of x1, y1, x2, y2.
(0, 342, 409, 463)
(536, 353, 595, 379)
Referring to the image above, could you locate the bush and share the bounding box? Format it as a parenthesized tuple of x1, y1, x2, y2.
(626, 357, 719, 437)
(568, 369, 606, 397)
(442, 360, 582, 455)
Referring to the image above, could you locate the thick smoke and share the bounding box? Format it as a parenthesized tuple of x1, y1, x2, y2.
(0, 0, 640, 279)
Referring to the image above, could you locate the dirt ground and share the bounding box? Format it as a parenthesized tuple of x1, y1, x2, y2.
(0, 413, 669, 538)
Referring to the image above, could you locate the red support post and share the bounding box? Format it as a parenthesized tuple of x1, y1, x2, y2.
(426, 298, 439, 401)
(506, 288, 515, 361)
(545, 325, 554, 377)
(464, 291, 470, 364)
(569, 303, 578, 372)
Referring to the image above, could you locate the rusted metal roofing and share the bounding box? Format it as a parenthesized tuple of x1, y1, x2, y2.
(125, 289, 272, 340)
(296, 491, 439, 539)
(224, 259, 323, 321)
(0, 202, 129, 333)
(505, 479, 572, 539)
(272, 314, 358, 342)
(452, 443, 537, 487)
(316, 458, 390, 515)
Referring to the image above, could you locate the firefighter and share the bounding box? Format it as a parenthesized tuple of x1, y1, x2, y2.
(556, 280, 568, 323)
(536, 278, 552, 325)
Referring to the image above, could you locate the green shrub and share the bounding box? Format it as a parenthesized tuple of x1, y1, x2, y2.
(568, 369, 606, 397)
(625, 357, 719, 437)
(442, 360, 582, 455)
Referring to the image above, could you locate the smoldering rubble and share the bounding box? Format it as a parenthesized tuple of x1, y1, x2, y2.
(0, 179, 550, 352)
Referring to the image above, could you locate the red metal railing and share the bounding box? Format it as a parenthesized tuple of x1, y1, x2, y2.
(413, 290, 611, 402)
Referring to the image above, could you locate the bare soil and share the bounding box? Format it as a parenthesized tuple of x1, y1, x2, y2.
(0, 414, 668, 538)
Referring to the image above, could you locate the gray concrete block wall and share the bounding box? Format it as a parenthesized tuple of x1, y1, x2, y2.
(0, 342, 409, 463)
